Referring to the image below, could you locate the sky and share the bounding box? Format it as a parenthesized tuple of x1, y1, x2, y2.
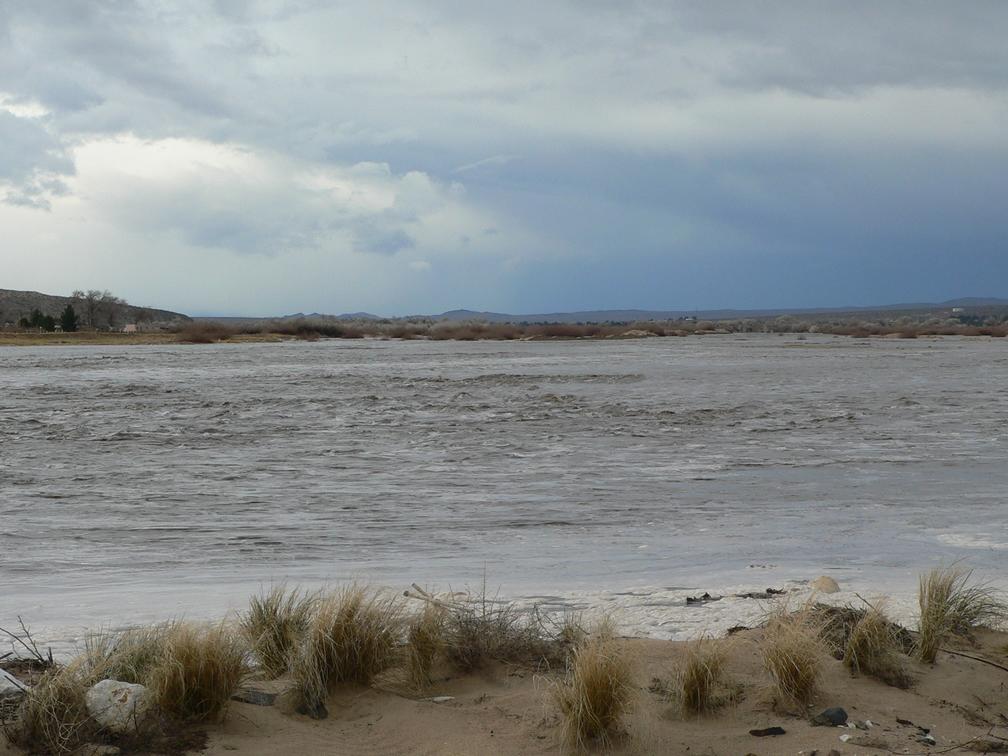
(0, 1, 1006, 316)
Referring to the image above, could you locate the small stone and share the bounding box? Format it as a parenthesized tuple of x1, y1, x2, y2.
(84, 679, 154, 734)
(811, 707, 848, 726)
(428, 696, 455, 703)
(231, 687, 277, 706)
(810, 576, 840, 594)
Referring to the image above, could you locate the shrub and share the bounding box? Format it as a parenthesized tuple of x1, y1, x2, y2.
(760, 603, 827, 708)
(552, 621, 633, 749)
(242, 586, 317, 678)
(442, 591, 563, 672)
(146, 622, 247, 721)
(917, 566, 1007, 663)
(174, 322, 237, 343)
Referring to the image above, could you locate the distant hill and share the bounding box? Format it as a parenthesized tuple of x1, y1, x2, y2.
(413, 298, 1008, 324)
(196, 297, 1008, 326)
(0, 288, 190, 328)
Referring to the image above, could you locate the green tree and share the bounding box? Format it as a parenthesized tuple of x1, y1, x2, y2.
(23, 309, 57, 332)
(60, 304, 79, 332)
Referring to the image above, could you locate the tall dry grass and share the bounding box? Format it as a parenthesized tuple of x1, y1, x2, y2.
(405, 605, 445, 690)
(4, 660, 95, 756)
(291, 586, 404, 712)
(551, 620, 634, 750)
(917, 566, 1007, 663)
(83, 623, 175, 685)
(760, 603, 827, 709)
(146, 622, 247, 722)
(842, 603, 913, 689)
(674, 637, 729, 715)
(242, 586, 317, 678)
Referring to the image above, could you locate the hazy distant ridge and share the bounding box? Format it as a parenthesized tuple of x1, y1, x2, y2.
(193, 297, 1008, 324)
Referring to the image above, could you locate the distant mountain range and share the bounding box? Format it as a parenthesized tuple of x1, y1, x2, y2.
(200, 297, 1008, 325)
(0, 288, 190, 326)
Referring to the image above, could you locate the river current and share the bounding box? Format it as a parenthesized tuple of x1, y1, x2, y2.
(2, 334, 1006, 650)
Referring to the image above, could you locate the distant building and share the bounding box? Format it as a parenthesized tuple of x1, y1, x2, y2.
(952, 307, 965, 314)
(123, 323, 138, 333)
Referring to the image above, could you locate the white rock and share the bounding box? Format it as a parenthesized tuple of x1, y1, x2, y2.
(810, 575, 840, 594)
(0, 668, 28, 700)
(85, 679, 154, 734)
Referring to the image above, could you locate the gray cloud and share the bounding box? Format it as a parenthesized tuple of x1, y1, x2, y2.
(0, 1, 1006, 312)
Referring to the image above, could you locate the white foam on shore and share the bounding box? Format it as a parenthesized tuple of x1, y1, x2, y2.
(513, 583, 921, 641)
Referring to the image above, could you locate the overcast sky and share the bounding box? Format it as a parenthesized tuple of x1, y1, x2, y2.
(1, 1, 1006, 316)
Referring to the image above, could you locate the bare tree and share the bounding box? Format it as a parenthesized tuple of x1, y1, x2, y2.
(71, 289, 128, 329)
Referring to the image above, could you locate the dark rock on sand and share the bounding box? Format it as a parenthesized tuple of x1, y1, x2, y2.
(811, 707, 848, 726)
(231, 687, 278, 706)
(735, 588, 786, 599)
(296, 698, 329, 720)
(749, 726, 786, 736)
(686, 592, 722, 605)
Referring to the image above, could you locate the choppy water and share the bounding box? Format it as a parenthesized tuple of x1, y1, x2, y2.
(2, 334, 1007, 651)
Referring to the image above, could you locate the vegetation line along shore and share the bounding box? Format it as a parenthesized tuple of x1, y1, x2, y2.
(3, 566, 1007, 754)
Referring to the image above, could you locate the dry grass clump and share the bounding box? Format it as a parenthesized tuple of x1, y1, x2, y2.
(292, 586, 404, 711)
(842, 603, 914, 689)
(551, 620, 634, 750)
(405, 605, 446, 690)
(760, 603, 828, 709)
(146, 622, 247, 722)
(3, 660, 96, 755)
(442, 593, 567, 672)
(674, 637, 730, 715)
(917, 566, 1007, 663)
(83, 623, 174, 685)
(242, 586, 317, 678)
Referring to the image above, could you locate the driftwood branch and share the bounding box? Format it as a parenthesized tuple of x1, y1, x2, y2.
(0, 616, 53, 667)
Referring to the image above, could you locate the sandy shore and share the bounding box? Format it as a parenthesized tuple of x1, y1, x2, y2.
(202, 628, 1008, 754)
(8, 624, 1006, 755)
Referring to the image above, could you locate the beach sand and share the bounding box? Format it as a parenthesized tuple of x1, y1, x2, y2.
(6, 624, 999, 755)
(195, 629, 1008, 755)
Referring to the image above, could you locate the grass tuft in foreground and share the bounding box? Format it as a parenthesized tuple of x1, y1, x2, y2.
(552, 620, 634, 750)
(917, 566, 1007, 663)
(243, 586, 317, 678)
(3, 660, 95, 756)
(83, 622, 175, 685)
(674, 637, 730, 715)
(406, 604, 446, 690)
(146, 622, 247, 722)
(292, 585, 404, 713)
(760, 602, 827, 709)
(843, 602, 914, 689)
